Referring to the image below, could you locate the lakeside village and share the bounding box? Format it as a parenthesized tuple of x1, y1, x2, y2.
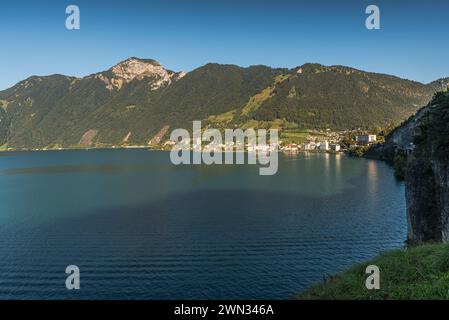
(161, 129, 379, 154)
(278, 132, 378, 154)
(3, 128, 379, 154)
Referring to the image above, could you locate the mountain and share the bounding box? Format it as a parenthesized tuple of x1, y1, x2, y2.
(241, 64, 434, 130)
(428, 77, 449, 92)
(0, 57, 445, 149)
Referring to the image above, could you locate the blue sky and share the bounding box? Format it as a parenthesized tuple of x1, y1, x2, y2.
(0, 0, 448, 90)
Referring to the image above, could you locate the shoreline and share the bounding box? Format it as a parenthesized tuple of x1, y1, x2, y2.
(0, 145, 347, 155)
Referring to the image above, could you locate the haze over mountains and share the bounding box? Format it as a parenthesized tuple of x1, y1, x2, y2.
(0, 57, 447, 149)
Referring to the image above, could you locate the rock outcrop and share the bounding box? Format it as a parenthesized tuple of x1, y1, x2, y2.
(370, 91, 449, 243)
(92, 57, 185, 91)
(366, 105, 430, 163)
(404, 92, 449, 244)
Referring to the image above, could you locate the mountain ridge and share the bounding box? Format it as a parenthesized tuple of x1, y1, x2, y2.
(0, 57, 446, 150)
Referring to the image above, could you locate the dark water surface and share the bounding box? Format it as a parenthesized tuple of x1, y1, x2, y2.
(0, 149, 406, 299)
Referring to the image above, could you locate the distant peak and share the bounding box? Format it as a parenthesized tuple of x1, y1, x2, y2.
(111, 57, 163, 78)
(115, 57, 161, 67)
(91, 57, 185, 91)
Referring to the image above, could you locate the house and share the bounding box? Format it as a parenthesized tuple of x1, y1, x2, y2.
(330, 144, 341, 152)
(355, 134, 377, 145)
(304, 142, 316, 151)
(319, 140, 329, 151)
(281, 144, 300, 152)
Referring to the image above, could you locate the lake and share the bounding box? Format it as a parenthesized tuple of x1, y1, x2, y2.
(0, 149, 406, 299)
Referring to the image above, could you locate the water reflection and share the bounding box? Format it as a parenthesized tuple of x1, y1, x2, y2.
(0, 149, 406, 299)
(367, 160, 379, 194)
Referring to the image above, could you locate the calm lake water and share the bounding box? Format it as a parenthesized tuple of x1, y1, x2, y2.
(0, 149, 406, 299)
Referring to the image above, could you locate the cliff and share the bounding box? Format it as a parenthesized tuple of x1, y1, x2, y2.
(405, 92, 449, 243)
(368, 91, 449, 243)
(366, 105, 430, 163)
(301, 92, 449, 299)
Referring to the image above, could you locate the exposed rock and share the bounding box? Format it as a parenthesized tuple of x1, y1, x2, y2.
(366, 105, 430, 162)
(123, 131, 131, 143)
(93, 57, 185, 91)
(79, 129, 98, 146)
(405, 145, 449, 243)
(369, 91, 449, 244)
(148, 125, 170, 146)
(94, 73, 114, 91)
(427, 77, 449, 92)
(404, 92, 449, 244)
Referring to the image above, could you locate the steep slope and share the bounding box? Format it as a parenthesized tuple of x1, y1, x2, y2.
(135, 64, 284, 137)
(79, 63, 283, 146)
(428, 77, 449, 92)
(0, 58, 187, 148)
(0, 58, 444, 149)
(248, 64, 433, 130)
(0, 75, 75, 148)
(405, 91, 449, 243)
(0, 106, 8, 145)
(364, 90, 449, 243)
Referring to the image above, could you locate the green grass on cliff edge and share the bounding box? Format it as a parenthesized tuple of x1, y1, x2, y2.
(300, 244, 449, 300)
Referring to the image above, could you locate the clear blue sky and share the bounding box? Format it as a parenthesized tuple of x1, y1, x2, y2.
(0, 0, 448, 90)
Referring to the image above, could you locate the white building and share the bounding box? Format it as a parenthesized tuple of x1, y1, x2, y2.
(355, 135, 377, 145)
(330, 144, 341, 152)
(281, 144, 300, 152)
(304, 142, 316, 151)
(319, 140, 329, 151)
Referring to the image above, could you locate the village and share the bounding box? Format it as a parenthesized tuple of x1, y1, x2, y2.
(280, 133, 377, 154)
(161, 127, 378, 155)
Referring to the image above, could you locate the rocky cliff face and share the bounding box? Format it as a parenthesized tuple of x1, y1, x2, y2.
(366, 105, 430, 163)
(406, 144, 449, 243)
(90, 57, 186, 91)
(404, 92, 449, 244)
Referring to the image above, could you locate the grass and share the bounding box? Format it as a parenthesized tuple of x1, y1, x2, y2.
(241, 74, 290, 116)
(207, 109, 236, 123)
(239, 119, 298, 130)
(280, 129, 326, 144)
(274, 74, 290, 84)
(0, 100, 9, 111)
(281, 131, 309, 144)
(281, 131, 309, 138)
(241, 86, 274, 116)
(300, 243, 449, 300)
